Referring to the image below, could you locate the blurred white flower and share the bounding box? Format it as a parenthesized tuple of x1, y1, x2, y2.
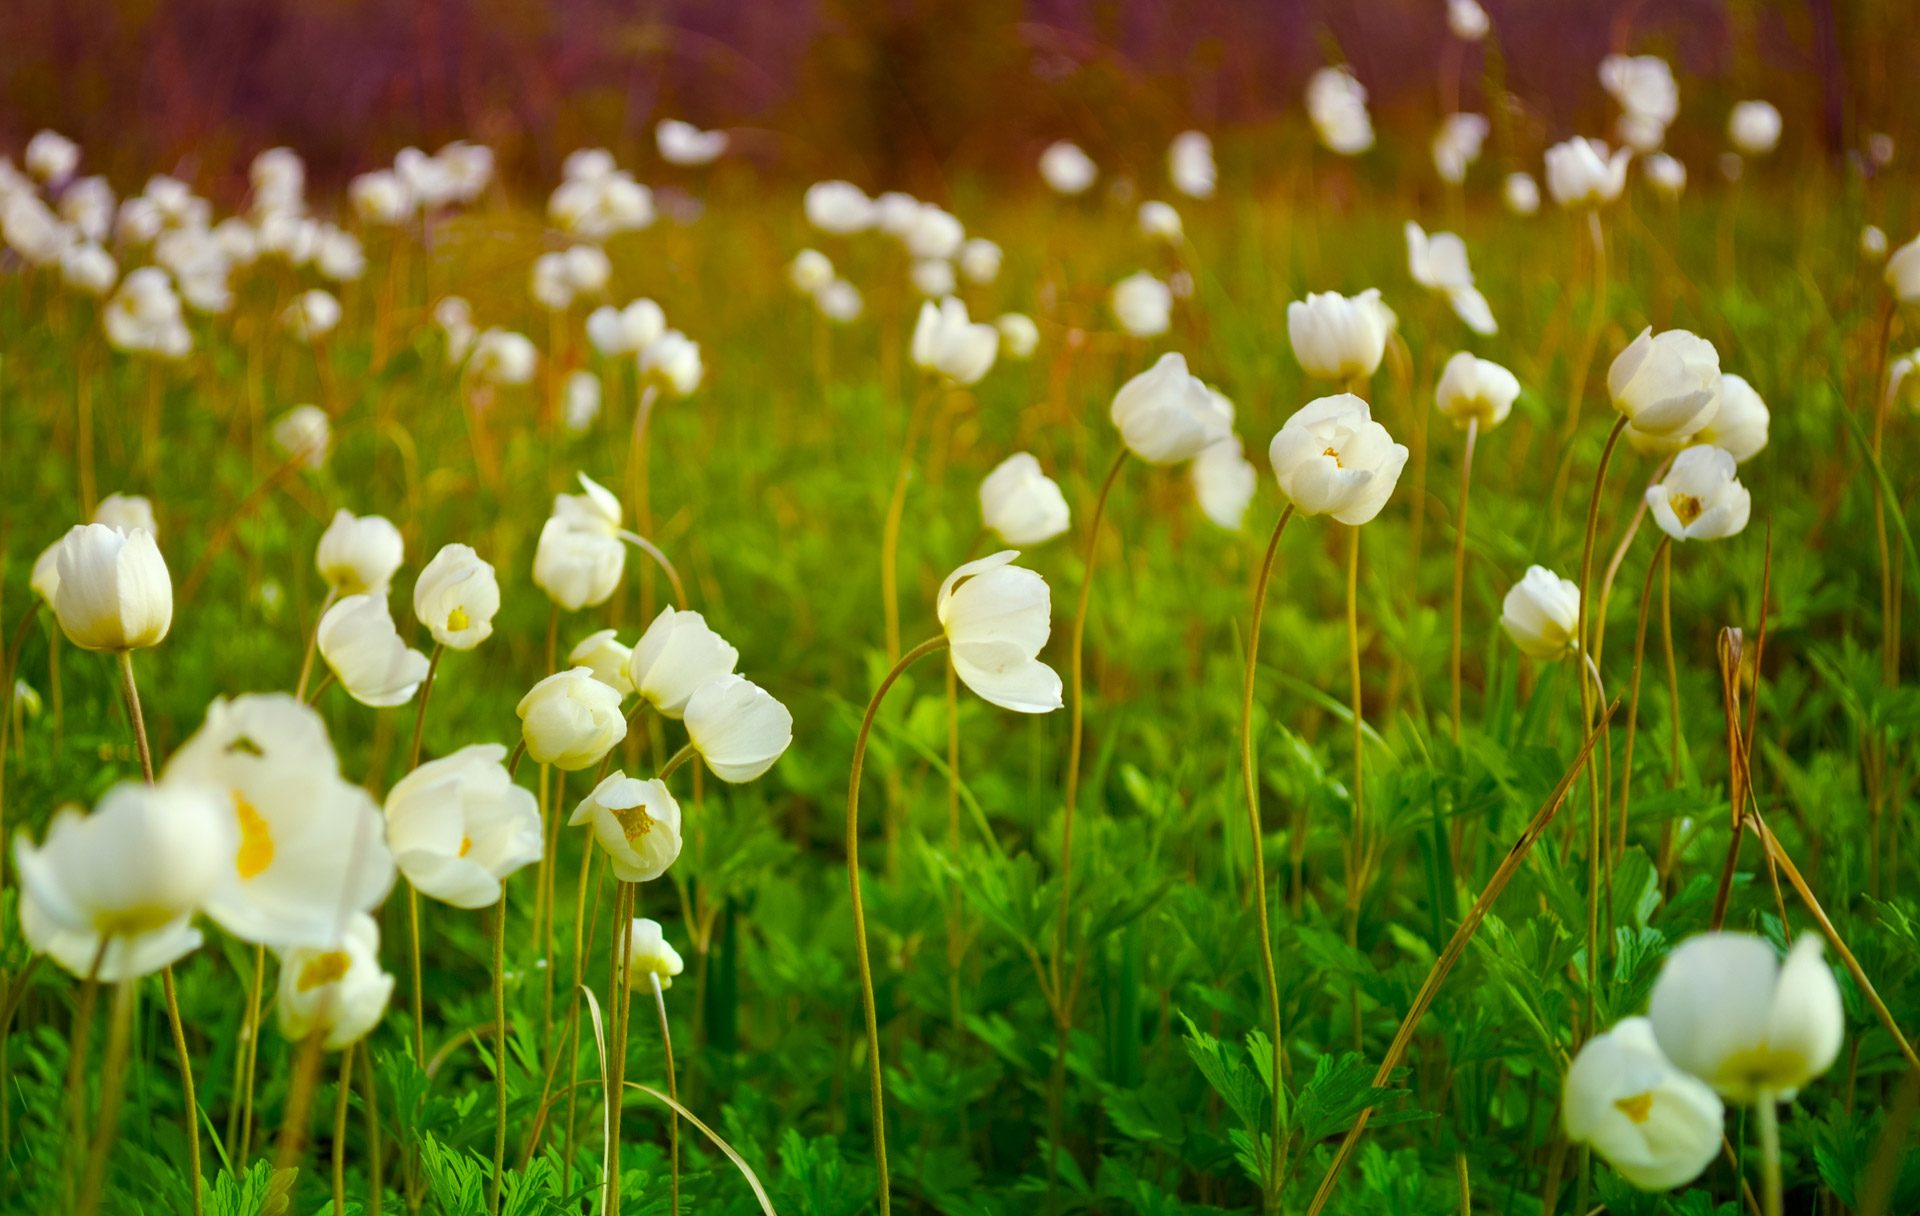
(25, 130, 80, 182)
(93, 493, 158, 537)
(1599, 55, 1678, 152)
(1435, 352, 1521, 430)
(959, 237, 1002, 284)
(317, 511, 403, 595)
(626, 919, 684, 990)
(980, 453, 1071, 546)
(903, 204, 965, 260)
(995, 313, 1039, 359)
(1729, 101, 1782, 156)
(1692, 374, 1768, 462)
(281, 290, 341, 343)
(639, 329, 704, 395)
(656, 119, 728, 166)
(1192, 436, 1258, 531)
(874, 192, 921, 236)
(1643, 153, 1687, 199)
(1884, 233, 1920, 302)
(937, 552, 1063, 713)
(1447, 0, 1489, 40)
(587, 299, 666, 357)
(805, 181, 876, 234)
(1650, 932, 1843, 1102)
(59, 176, 115, 242)
(912, 297, 998, 384)
(2, 192, 71, 266)
(350, 170, 413, 225)
(276, 913, 393, 1049)
(1861, 225, 1887, 260)
(911, 257, 957, 298)
(1288, 288, 1394, 380)
(816, 279, 863, 323)
(1563, 1017, 1723, 1190)
(315, 225, 366, 281)
(470, 329, 538, 384)
(564, 369, 603, 434)
(1431, 113, 1490, 184)
(789, 249, 835, 294)
(272, 405, 330, 470)
(1504, 171, 1541, 216)
(1111, 271, 1174, 338)
(1168, 130, 1216, 198)
(250, 147, 306, 214)
(104, 268, 191, 359)
(533, 473, 626, 611)
(1546, 138, 1631, 207)
(1306, 66, 1374, 156)
(1405, 223, 1495, 334)
(1138, 201, 1183, 241)
(1039, 141, 1098, 195)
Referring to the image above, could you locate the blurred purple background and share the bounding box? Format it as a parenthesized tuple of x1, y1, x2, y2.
(0, 0, 1905, 195)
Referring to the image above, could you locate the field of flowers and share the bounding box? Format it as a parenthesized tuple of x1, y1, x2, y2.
(4, 10, 1920, 1216)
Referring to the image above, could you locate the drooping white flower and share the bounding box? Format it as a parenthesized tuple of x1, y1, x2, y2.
(317, 594, 431, 707)
(1501, 566, 1581, 659)
(683, 676, 794, 782)
(1650, 932, 1844, 1102)
(628, 607, 739, 718)
(1431, 113, 1490, 184)
(1110, 352, 1233, 464)
(532, 473, 626, 612)
(1405, 223, 1496, 335)
(517, 667, 628, 771)
(626, 918, 685, 990)
(980, 453, 1071, 547)
(570, 629, 634, 696)
(1692, 374, 1768, 462)
(317, 511, 404, 596)
(937, 552, 1063, 714)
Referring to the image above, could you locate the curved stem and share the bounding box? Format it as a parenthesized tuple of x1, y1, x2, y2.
(507, 740, 527, 779)
(490, 895, 508, 1216)
(296, 586, 340, 701)
(237, 943, 266, 1162)
(408, 644, 446, 770)
(880, 382, 936, 663)
(1239, 504, 1296, 1205)
(657, 742, 698, 783)
(617, 532, 688, 611)
(847, 634, 951, 1216)
(1450, 419, 1478, 742)
(1620, 536, 1672, 859)
(650, 973, 679, 1216)
(1577, 414, 1629, 1038)
(305, 671, 336, 706)
(162, 967, 203, 1216)
(1593, 457, 1672, 671)
(1345, 522, 1366, 1051)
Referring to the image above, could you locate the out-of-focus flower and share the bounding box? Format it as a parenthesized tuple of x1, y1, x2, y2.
(470, 329, 538, 384)
(1644, 153, 1687, 199)
(49, 523, 171, 652)
(1435, 352, 1521, 430)
(564, 370, 603, 434)
(518, 667, 627, 771)
(318, 511, 403, 596)
(276, 914, 393, 1049)
(816, 279, 863, 322)
(1039, 141, 1098, 195)
(1645, 446, 1750, 542)
(272, 405, 330, 470)
(1448, 0, 1489, 40)
(789, 249, 835, 294)
(1139, 201, 1183, 241)
(1692, 374, 1768, 462)
(1504, 172, 1541, 216)
(532, 473, 626, 612)
(639, 330, 704, 395)
(903, 204, 965, 260)
(959, 237, 1002, 284)
(1599, 55, 1679, 152)
(282, 290, 341, 342)
(1885, 233, 1920, 303)
(1111, 352, 1233, 463)
(317, 594, 431, 707)
(912, 297, 998, 384)
(1502, 566, 1580, 659)
(103, 267, 191, 359)
(350, 170, 413, 225)
(1111, 271, 1173, 338)
(1405, 223, 1495, 334)
(3, 192, 71, 265)
(1288, 288, 1394, 380)
(435, 297, 475, 363)
(14, 780, 232, 980)
(570, 629, 634, 696)
(996, 313, 1039, 359)
(937, 552, 1063, 713)
(413, 544, 500, 649)
(1563, 1017, 1724, 1191)
(806, 181, 875, 234)
(1169, 131, 1217, 198)
(1608, 327, 1722, 438)
(1650, 932, 1844, 1102)
(251, 147, 306, 214)
(911, 258, 957, 298)
(874, 192, 921, 236)
(980, 453, 1071, 546)
(1192, 437, 1258, 530)
(315, 225, 365, 281)
(628, 607, 737, 717)
(1547, 138, 1631, 207)
(656, 119, 728, 166)
(1306, 66, 1374, 156)
(1729, 101, 1782, 156)
(1268, 393, 1409, 525)
(626, 919, 684, 990)
(93, 494, 157, 537)
(1432, 113, 1490, 183)
(587, 299, 667, 357)
(26, 130, 80, 182)
(571, 774, 682, 882)
(1861, 225, 1888, 260)
(60, 176, 115, 242)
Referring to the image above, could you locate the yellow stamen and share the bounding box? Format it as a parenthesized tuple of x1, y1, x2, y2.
(1615, 1091, 1655, 1123)
(459, 836, 474, 857)
(1670, 493, 1704, 526)
(609, 801, 654, 844)
(1323, 445, 1344, 467)
(234, 792, 274, 879)
(296, 951, 352, 992)
(448, 606, 470, 632)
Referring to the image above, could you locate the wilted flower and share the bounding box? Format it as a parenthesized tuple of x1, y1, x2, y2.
(1650, 932, 1844, 1102)
(1305, 66, 1374, 156)
(1692, 374, 1768, 462)
(413, 544, 500, 649)
(1435, 352, 1521, 430)
(980, 453, 1070, 546)
(571, 775, 682, 882)
(1431, 113, 1490, 183)
(1268, 394, 1409, 525)
(1168, 130, 1217, 198)
(282, 290, 341, 342)
(1728, 101, 1782, 156)
(317, 595, 431, 707)
(1564, 1017, 1724, 1190)
(14, 781, 233, 980)
(626, 919, 685, 990)
(570, 629, 634, 696)
(937, 552, 1063, 713)
(50, 523, 171, 652)
(1111, 352, 1233, 464)
(1111, 271, 1173, 338)
(385, 743, 541, 907)
(1645, 446, 1750, 542)
(912, 297, 998, 385)
(1288, 288, 1394, 381)
(1547, 138, 1631, 208)
(683, 676, 794, 782)
(276, 914, 394, 1050)
(629, 607, 739, 717)
(656, 119, 727, 165)
(1608, 327, 1722, 438)
(1039, 141, 1097, 195)
(996, 313, 1039, 359)
(1501, 566, 1581, 659)
(317, 511, 403, 596)
(805, 181, 876, 234)
(1192, 437, 1258, 531)
(1504, 172, 1542, 216)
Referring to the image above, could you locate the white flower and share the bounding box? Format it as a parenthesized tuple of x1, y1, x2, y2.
(385, 743, 541, 907)
(1039, 141, 1097, 195)
(1111, 352, 1233, 463)
(1306, 66, 1374, 156)
(1434, 352, 1521, 430)
(1267, 393, 1409, 525)
(816, 279, 863, 323)
(789, 249, 835, 294)
(980, 453, 1071, 546)
(1192, 437, 1258, 531)
(1502, 566, 1581, 659)
(350, 170, 412, 225)
(959, 238, 1002, 284)
(1645, 446, 1750, 542)
(250, 147, 306, 213)
(60, 242, 117, 295)
(94, 493, 158, 537)
(413, 543, 501, 649)
(570, 629, 634, 696)
(1729, 101, 1782, 156)
(656, 119, 727, 165)
(276, 914, 394, 1050)
(903, 205, 964, 260)
(628, 607, 739, 718)
(167, 694, 395, 948)
(1504, 172, 1542, 216)
(569, 775, 682, 882)
(937, 552, 1063, 714)
(517, 668, 627, 771)
(1447, 0, 1489, 40)
(531, 252, 574, 311)
(317, 511, 404, 596)
(31, 542, 61, 604)
(564, 369, 603, 434)
(103, 268, 190, 359)
(639, 330, 704, 396)
(1861, 225, 1887, 260)
(1692, 374, 1767, 462)
(282, 290, 341, 342)
(1650, 932, 1844, 1102)
(564, 244, 612, 294)
(317, 594, 431, 707)
(25, 130, 80, 182)
(1405, 223, 1496, 335)
(874, 192, 921, 236)
(115, 196, 165, 247)
(315, 226, 366, 282)
(1168, 131, 1217, 198)
(470, 329, 538, 385)
(805, 181, 875, 234)
(1643, 153, 1687, 199)
(1608, 327, 1722, 438)
(1111, 272, 1173, 338)
(435, 297, 476, 364)
(1288, 288, 1394, 381)
(50, 524, 171, 651)
(1886, 234, 1920, 303)
(3, 193, 71, 266)
(14, 781, 233, 980)
(684, 676, 793, 782)
(1546, 138, 1631, 208)
(533, 473, 626, 611)
(587, 299, 667, 357)
(911, 297, 998, 385)
(272, 405, 330, 470)
(1139, 201, 1183, 241)
(911, 258, 957, 298)
(626, 918, 685, 990)
(1563, 1017, 1724, 1190)
(1431, 113, 1490, 183)
(996, 313, 1039, 359)
(1599, 55, 1678, 150)
(59, 176, 116, 243)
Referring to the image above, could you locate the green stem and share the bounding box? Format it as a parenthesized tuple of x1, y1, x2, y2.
(651, 973, 679, 1216)
(1450, 418, 1478, 741)
(296, 586, 340, 701)
(1576, 415, 1628, 1038)
(75, 980, 135, 1216)
(848, 634, 951, 1216)
(1756, 1093, 1782, 1216)
(491, 896, 508, 1216)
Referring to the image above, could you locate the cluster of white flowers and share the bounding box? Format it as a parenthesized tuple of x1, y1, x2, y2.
(549, 147, 656, 240)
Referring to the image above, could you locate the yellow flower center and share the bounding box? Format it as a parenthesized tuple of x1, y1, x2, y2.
(1614, 1091, 1655, 1124)
(234, 792, 274, 879)
(609, 801, 655, 844)
(459, 836, 474, 857)
(296, 951, 352, 992)
(1323, 445, 1344, 467)
(448, 606, 470, 633)
(1670, 493, 1704, 526)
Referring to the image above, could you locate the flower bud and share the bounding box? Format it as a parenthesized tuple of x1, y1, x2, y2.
(805, 181, 875, 234)
(1643, 153, 1687, 200)
(570, 629, 634, 696)
(626, 918, 685, 990)
(959, 238, 1002, 284)
(628, 607, 738, 717)
(1501, 566, 1580, 659)
(1728, 101, 1782, 156)
(639, 330, 704, 396)
(789, 249, 834, 294)
(1287, 289, 1393, 381)
(413, 543, 500, 650)
(1169, 131, 1216, 199)
(50, 523, 172, 651)
(1039, 141, 1097, 195)
(1435, 352, 1521, 431)
(1111, 272, 1173, 338)
(996, 313, 1039, 359)
(273, 404, 330, 470)
(517, 667, 628, 771)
